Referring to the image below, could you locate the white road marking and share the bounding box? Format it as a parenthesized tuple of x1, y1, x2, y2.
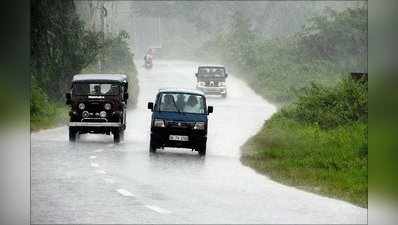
(116, 189, 135, 197)
(94, 149, 104, 153)
(91, 162, 99, 168)
(95, 170, 106, 174)
(103, 178, 115, 184)
(145, 205, 172, 214)
(89, 155, 97, 159)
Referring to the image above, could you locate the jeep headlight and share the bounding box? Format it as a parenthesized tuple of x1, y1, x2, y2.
(100, 111, 107, 118)
(193, 122, 205, 130)
(78, 103, 85, 110)
(82, 111, 89, 118)
(104, 103, 111, 110)
(153, 119, 165, 128)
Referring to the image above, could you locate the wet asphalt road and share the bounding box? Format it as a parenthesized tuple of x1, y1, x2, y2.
(31, 60, 367, 224)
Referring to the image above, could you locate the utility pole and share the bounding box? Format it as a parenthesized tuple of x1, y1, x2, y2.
(157, 16, 161, 46)
(98, 1, 107, 73)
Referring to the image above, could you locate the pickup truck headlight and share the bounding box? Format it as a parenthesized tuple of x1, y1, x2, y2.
(197, 81, 205, 87)
(219, 82, 226, 86)
(78, 103, 85, 110)
(193, 122, 205, 130)
(153, 119, 165, 128)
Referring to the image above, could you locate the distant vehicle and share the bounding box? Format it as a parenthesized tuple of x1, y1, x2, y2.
(195, 65, 228, 98)
(147, 46, 162, 58)
(147, 88, 213, 155)
(65, 74, 129, 143)
(144, 54, 153, 69)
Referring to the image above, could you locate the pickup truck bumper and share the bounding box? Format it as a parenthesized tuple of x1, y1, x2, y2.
(151, 127, 207, 149)
(197, 86, 227, 94)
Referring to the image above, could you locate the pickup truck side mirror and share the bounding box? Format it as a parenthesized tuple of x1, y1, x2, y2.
(65, 93, 71, 105)
(207, 106, 213, 114)
(225, 73, 228, 78)
(195, 73, 198, 77)
(147, 102, 154, 111)
(124, 92, 129, 100)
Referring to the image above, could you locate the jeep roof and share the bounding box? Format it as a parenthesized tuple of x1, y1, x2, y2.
(72, 74, 128, 83)
(158, 88, 205, 96)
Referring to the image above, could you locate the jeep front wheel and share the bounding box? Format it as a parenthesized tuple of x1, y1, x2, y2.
(113, 128, 121, 143)
(69, 127, 78, 142)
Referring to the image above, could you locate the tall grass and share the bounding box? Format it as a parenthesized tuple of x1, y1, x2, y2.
(241, 78, 368, 207)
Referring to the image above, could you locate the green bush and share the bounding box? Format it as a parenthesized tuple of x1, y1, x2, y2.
(284, 78, 368, 129)
(31, 76, 68, 131)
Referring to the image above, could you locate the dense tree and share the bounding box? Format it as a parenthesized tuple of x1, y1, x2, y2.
(31, 0, 102, 100)
(298, 6, 367, 70)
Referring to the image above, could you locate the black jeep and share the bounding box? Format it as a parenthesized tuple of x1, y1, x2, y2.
(65, 74, 129, 143)
(195, 65, 228, 98)
(147, 88, 213, 155)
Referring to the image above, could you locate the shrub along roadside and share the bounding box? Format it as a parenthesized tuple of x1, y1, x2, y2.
(30, 77, 68, 131)
(241, 78, 368, 207)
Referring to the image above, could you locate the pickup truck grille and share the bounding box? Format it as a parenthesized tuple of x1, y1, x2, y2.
(205, 81, 219, 87)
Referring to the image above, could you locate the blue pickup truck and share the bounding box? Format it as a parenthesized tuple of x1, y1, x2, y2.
(147, 88, 213, 155)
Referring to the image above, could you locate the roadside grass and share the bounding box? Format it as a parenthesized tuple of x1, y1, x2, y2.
(241, 114, 368, 207)
(30, 102, 68, 131)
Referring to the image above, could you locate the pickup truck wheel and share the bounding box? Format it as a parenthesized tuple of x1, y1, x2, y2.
(69, 127, 77, 142)
(149, 138, 157, 153)
(113, 129, 121, 143)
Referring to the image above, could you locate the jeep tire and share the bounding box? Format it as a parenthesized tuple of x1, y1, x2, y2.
(69, 127, 78, 142)
(113, 128, 121, 143)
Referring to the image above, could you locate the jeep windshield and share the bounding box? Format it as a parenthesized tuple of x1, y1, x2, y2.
(157, 93, 206, 114)
(198, 67, 226, 78)
(72, 83, 121, 96)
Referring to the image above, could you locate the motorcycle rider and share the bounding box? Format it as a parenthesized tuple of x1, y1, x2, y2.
(144, 48, 153, 65)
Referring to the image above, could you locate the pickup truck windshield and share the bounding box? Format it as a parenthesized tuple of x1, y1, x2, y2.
(73, 83, 120, 96)
(198, 67, 225, 78)
(157, 93, 205, 114)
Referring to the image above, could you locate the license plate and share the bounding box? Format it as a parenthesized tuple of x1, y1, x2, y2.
(169, 135, 189, 141)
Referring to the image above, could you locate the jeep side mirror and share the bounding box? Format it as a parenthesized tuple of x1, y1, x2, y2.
(147, 102, 154, 111)
(124, 92, 129, 100)
(207, 106, 213, 114)
(65, 93, 71, 105)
